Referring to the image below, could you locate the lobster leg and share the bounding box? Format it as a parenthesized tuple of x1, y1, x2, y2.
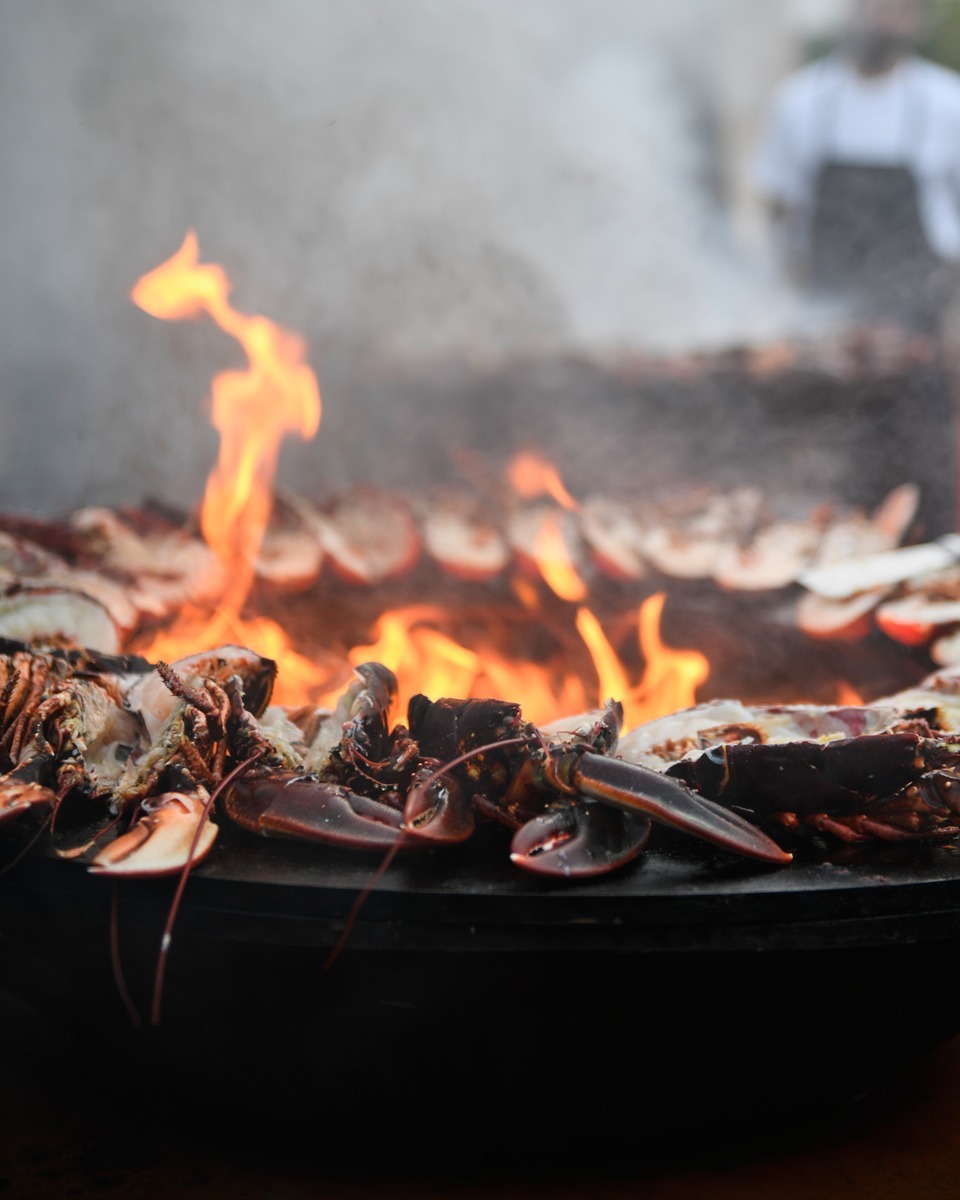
(222, 770, 407, 850)
(551, 751, 793, 865)
(510, 801, 651, 878)
(0, 758, 57, 825)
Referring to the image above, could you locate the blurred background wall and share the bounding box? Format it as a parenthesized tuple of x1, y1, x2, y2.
(0, 0, 879, 514)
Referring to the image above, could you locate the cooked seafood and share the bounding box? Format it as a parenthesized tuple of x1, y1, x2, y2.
(0, 638, 277, 874)
(618, 668, 960, 847)
(5, 633, 960, 879)
(0, 638, 787, 877)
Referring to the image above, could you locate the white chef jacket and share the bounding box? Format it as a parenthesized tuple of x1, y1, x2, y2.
(754, 55, 960, 261)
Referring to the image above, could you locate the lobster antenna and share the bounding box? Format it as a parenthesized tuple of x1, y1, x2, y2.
(110, 882, 142, 1028)
(323, 734, 531, 970)
(0, 808, 52, 877)
(322, 836, 407, 972)
(150, 748, 265, 1027)
(409, 735, 530, 799)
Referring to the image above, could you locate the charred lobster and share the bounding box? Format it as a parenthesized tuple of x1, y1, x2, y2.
(221, 664, 960, 869)
(0, 644, 786, 877)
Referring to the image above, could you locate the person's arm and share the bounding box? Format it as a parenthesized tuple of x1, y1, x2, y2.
(753, 84, 805, 218)
(752, 80, 810, 279)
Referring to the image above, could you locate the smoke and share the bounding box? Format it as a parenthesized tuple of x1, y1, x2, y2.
(0, 0, 831, 514)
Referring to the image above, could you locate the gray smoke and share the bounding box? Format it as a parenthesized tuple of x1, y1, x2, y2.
(0, 0, 831, 515)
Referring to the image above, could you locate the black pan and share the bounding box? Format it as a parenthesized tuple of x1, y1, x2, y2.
(4, 827, 960, 1144)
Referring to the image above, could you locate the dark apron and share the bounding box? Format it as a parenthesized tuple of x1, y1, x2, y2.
(806, 69, 947, 329)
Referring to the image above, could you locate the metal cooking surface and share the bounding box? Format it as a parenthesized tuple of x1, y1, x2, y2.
(10, 824, 960, 954)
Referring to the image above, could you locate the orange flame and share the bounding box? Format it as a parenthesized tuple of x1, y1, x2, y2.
(575, 595, 708, 728)
(132, 233, 325, 704)
(330, 605, 590, 727)
(533, 513, 588, 602)
(835, 680, 865, 706)
(508, 449, 579, 510)
(512, 454, 705, 726)
(132, 243, 708, 727)
(329, 594, 707, 730)
(633, 592, 710, 721)
(575, 607, 633, 707)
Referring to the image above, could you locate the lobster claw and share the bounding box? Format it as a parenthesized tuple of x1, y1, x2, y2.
(551, 751, 792, 865)
(90, 788, 219, 877)
(0, 778, 57, 825)
(221, 770, 406, 850)
(402, 767, 473, 843)
(510, 801, 651, 878)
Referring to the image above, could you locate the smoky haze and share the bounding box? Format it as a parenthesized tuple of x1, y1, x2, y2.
(0, 0, 832, 515)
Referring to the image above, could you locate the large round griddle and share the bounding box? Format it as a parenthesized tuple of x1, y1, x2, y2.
(10, 821, 960, 945)
(4, 829, 960, 1141)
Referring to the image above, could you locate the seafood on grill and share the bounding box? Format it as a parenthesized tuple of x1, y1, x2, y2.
(800, 562, 960, 654)
(0, 637, 789, 877)
(319, 488, 421, 586)
(617, 667, 960, 847)
(218, 663, 790, 876)
(8, 632, 960, 878)
(0, 584, 123, 655)
(0, 478, 922, 664)
(0, 638, 277, 874)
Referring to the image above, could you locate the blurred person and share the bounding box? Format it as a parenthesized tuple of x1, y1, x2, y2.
(754, 0, 960, 328)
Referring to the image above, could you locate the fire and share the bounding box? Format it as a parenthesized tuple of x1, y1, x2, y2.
(575, 596, 709, 728)
(836, 680, 865, 706)
(132, 232, 325, 704)
(633, 592, 710, 720)
(132, 242, 708, 727)
(507, 449, 579, 510)
(533, 513, 588, 602)
(510, 452, 707, 725)
(332, 593, 707, 729)
(340, 452, 709, 726)
(334, 605, 592, 726)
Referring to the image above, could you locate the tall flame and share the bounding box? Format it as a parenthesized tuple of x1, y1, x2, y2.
(575, 596, 709, 728)
(132, 233, 324, 702)
(132, 245, 709, 727)
(633, 592, 710, 720)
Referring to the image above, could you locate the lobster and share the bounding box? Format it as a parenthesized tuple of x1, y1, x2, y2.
(0, 637, 278, 872)
(215, 661, 790, 877)
(9, 634, 960, 879)
(616, 679, 960, 848)
(217, 663, 960, 872)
